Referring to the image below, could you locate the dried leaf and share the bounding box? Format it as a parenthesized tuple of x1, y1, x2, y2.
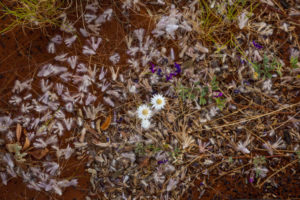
(92, 140, 110, 147)
(6, 143, 21, 153)
(84, 123, 100, 136)
(96, 119, 101, 133)
(182, 59, 193, 69)
(22, 137, 30, 150)
(80, 128, 86, 143)
(139, 157, 150, 168)
(101, 114, 111, 131)
(92, 140, 118, 148)
(145, 7, 152, 17)
(29, 148, 49, 159)
(16, 124, 22, 142)
(195, 43, 209, 53)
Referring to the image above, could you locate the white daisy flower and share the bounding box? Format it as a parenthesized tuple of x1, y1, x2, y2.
(151, 94, 166, 110)
(137, 104, 152, 120)
(141, 119, 151, 130)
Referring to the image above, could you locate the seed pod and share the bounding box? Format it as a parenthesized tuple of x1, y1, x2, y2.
(16, 124, 22, 142)
(101, 115, 111, 131)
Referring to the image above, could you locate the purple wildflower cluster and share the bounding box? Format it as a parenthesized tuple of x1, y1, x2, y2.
(213, 92, 223, 98)
(252, 40, 263, 49)
(157, 159, 168, 165)
(149, 62, 181, 81)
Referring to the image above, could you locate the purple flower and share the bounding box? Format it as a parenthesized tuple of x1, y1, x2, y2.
(237, 55, 247, 64)
(174, 62, 181, 74)
(252, 40, 263, 49)
(249, 171, 255, 183)
(234, 89, 240, 94)
(240, 58, 247, 64)
(249, 177, 254, 183)
(243, 80, 250, 85)
(166, 73, 177, 81)
(117, 117, 123, 123)
(157, 68, 163, 77)
(166, 75, 172, 81)
(157, 159, 168, 164)
(214, 92, 223, 98)
(149, 62, 157, 73)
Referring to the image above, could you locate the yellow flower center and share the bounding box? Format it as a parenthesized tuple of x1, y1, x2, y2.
(142, 109, 149, 116)
(156, 99, 162, 105)
(253, 72, 259, 79)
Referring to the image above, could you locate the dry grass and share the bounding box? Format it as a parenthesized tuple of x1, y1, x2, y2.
(0, 0, 299, 199)
(0, 0, 71, 34)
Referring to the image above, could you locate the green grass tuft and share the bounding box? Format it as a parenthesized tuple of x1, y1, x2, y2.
(0, 0, 68, 34)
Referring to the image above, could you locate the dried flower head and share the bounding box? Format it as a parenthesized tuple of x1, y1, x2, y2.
(141, 119, 151, 129)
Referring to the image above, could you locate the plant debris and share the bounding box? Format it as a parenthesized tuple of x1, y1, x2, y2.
(0, 0, 300, 199)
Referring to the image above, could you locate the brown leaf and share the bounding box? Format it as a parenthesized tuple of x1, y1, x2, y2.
(139, 157, 150, 168)
(22, 137, 30, 150)
(16, 124, 22, 142)
(84, 123, 100, 136)
(29, 148, 49, 160)
(101, 114, 111, 131)
(92, 140, 110, 147)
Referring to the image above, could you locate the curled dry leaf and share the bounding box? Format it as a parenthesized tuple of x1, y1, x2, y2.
(22, 129, 30, 150)
(101, 114, 111, 131)
(22, 137, 30, 150)
(29, 148, 49, 159)
(16, 123, 22, 142)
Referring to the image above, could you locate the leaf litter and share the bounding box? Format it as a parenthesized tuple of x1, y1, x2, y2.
(0, 0, 300, 199)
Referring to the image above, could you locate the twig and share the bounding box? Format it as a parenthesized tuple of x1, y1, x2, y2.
(212, 163, 252, 183)
(200, 102, 300, 130)
(258, 159, 299, 188)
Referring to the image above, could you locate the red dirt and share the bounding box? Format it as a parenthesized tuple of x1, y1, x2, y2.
(0, 2, 300, 200)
